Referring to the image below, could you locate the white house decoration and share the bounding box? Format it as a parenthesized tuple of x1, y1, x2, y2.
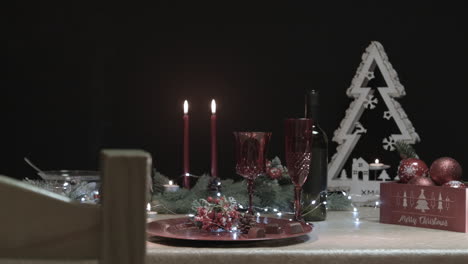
(348, 158, 380, 202)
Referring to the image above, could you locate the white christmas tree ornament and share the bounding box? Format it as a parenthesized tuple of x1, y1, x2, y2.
(415, 189, 429, 213)
(328, 41, 420, 192)
(377, 170, 391, 181)
(403, 191, 408, 208)
(438, 193, 443, 212)
(339, 169, 348, 180)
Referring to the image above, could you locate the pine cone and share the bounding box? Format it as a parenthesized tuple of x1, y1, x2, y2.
(207, 177, 222, 192)
(238, 213, 257, 233)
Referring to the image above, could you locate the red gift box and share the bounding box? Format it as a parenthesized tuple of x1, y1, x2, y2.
(380, 182, 468, 232)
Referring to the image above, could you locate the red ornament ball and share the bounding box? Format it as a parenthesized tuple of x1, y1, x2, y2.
(397, 158, 429, 184)
(429, 157, 462, 185)
(442, 180, 466, 189)
(267, 167, 282, 179)
(408, 176, 435, 186)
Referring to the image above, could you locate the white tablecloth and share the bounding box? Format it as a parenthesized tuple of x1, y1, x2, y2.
(2, 208, 468, 264)
(145, 207, 468, 264)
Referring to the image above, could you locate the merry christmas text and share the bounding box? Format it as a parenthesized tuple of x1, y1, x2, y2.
(397, 215, 448, 227)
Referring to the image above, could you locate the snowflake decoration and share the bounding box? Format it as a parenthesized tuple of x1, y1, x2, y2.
(382, 136, 396, 151)
(366, 71, 375, 80)
(363, 95, 378, 109)
(401, 164, 417, 177)
(383, 111, 392, 120)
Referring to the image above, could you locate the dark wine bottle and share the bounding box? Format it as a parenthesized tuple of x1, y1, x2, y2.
(302, 89, 328, 221)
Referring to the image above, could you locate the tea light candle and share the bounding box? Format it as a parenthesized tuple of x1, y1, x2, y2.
(163, 180, 180, 192)
(370, 159, 383, 167)
(146, 203, 157, 219)
(369, 159, 390, 170)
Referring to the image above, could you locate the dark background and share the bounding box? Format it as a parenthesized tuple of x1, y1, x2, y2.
(5, 2, 468, 182)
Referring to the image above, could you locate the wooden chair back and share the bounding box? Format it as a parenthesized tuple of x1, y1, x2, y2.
(0, 149, 151, 264)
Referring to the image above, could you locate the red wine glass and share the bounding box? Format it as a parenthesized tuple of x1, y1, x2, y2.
(233, 132, 272, 215)
(284, 118, 314, 221)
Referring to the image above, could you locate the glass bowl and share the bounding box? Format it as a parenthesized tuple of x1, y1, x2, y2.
(37, 170, 101, 203)
(38, 170, 100, 182)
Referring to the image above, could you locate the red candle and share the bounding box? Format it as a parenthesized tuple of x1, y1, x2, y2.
(210, 99, 218, 178)
(183, 100, 190, 189)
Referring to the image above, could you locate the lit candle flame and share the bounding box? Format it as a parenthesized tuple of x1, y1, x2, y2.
(375, 159, 380, 164)
(211, 99, 216, 114)
(183, 100, 189, 114)
(169, 180, 173, 185)
(147, 203, 151, 211)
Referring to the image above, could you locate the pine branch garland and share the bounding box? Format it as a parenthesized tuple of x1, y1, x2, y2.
(150, 155, 354, 214)
(151, 173, 353, 214)
(327, 192, 353, 211)
(151, 173, 294, 214)
(395, 140, 419, 159)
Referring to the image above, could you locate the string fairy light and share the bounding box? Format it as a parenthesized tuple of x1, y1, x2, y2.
(153, 175, 361, 222)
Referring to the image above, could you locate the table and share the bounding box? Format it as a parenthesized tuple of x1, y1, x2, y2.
(2, 208, 468, 264)
(146, 207, 468, 264)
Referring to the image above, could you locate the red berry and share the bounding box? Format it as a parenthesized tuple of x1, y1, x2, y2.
(208, 211, 215, 219)
(267, 167, 283, 179)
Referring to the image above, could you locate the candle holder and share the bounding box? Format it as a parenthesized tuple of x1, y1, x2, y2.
(369, 159, 391, 181)
(147, 203, 158, 219)
(369, 164, 391, 170)
(163, 180, 180, 192)
(369, 159, 390, 170)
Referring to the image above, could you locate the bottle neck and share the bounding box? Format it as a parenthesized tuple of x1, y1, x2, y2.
(305, 90, 320, 122)
(306, 105, 319, 121)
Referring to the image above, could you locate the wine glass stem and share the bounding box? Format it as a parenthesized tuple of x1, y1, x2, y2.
(247, 178, 254, 215)
(294, 186, 303, 221)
